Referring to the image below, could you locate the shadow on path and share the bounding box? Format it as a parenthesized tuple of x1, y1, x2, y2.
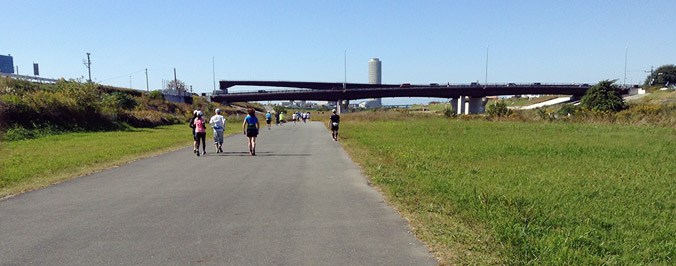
(209, 152, 311, 157)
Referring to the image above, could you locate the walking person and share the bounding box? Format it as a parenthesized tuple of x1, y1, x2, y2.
(275, 112, 280, 126)
(265, 111, 272, 130)
(329, 109, 340, 141)
(242, 108, 260, 156)
(279, 112, 285, 125)
(194, 111, 207, 156)
(189, 110, 198, 154)
(292, 112, 297, 124)
(209, 109, 226, 153)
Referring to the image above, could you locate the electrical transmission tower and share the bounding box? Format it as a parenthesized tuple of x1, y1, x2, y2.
(83, 53, 92, 83)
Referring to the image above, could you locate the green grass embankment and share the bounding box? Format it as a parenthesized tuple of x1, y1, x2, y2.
(0, 123, 239, 198)
(338, 116, 676, 265)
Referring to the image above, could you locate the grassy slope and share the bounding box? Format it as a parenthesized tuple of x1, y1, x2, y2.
(0, 123, 239, 198)
(630, 90, 676, 105)
(339, 117, 676, 265)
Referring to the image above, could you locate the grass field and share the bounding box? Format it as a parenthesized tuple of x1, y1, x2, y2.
(338, 115, 676, 265)
(0, 123, 239, 198)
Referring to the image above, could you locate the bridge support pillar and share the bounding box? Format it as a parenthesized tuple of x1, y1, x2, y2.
(337, 99, 349, 114)
(451, 96, 466, 115)
(451, 96, 487, 115)
(467, 97, 488, 114)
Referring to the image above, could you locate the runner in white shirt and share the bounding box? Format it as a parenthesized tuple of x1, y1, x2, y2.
(209, 109, 226, 153)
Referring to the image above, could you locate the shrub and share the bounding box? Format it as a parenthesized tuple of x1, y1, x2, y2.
(108, 92, 137, 110)
(443, 105, 455, 118)
(580, 80, 626, 112)
(148, 90, 164, 101)
(486, 101, 511, 117)
(557, 104, 579, 116)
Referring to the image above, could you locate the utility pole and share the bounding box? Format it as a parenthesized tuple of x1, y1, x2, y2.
(145, 68, 149, 92)
(212, 57, 216, 91)
(173, 68, 178, 90)
(83, 53, 92, 83)
(623, 47, 628, 88)
(343, 49, 347, 89)
(485, 45, 489, 89)
(129, 76, 132, 89)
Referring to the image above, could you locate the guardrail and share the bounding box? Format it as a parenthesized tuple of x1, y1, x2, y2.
(0, 73, 59, 83)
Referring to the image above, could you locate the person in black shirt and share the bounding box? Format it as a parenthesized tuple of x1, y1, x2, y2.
(329, 109, 340, 141)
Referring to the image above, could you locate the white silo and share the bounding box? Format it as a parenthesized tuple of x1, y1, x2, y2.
(366, 58, 382, 107)
(369, 58, 382, 84)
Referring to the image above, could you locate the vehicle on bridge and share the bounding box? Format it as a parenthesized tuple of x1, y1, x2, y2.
(400, 83, 411, 88)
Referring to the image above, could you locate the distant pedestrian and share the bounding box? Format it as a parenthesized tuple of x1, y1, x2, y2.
(209, 109, 226, 153)
(265, 111, 272, 130)
(275, 112, 280, 125)
(242, 108, 260, 156)
(292, 112, 297, 124)
(329, 109, 340, 141)
(280, 112, 285, 124)
(306, 112, 311, 122)
(194, 111, 207, 156)
(189, 110, 198, 154)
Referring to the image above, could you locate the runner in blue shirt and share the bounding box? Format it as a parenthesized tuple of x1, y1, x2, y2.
(242, 108, 260, 156)
(265, 111, 272, 130)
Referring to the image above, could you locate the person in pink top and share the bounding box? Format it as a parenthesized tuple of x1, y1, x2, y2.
(194, 111, 207, 156)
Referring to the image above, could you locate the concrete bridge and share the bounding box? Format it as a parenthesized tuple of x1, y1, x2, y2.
(212, 81, 607, 114)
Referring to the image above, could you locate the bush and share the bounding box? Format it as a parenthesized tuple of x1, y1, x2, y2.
(443, 105, 455, 118)
(486, 101, 511, 117)
(580, 80, 626, 112)
(557, 104, 579, 116)
(107, 92, 137, 110)
(148, 90, 164, 101)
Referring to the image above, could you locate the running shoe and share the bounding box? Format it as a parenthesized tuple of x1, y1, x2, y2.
(196, 150, 200, 156)
(202, 151, 206, 155)
(219, 147, 223, 153)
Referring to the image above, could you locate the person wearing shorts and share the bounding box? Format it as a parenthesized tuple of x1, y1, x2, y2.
(189, 110, 198, 153)
(209, 109, 226, 153)
(329, 109, 340, 141)
(265, 111, 272, 130)
(194, 111, 207, 156)
(242, 108, 260, 156)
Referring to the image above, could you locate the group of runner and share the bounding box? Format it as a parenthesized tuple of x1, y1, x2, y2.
(189, 108, 339, 156)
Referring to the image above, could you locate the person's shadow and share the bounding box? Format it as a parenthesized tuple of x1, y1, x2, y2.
(214, 152, 311, 157)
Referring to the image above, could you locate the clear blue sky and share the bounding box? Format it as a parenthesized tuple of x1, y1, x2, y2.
(4, 0, 675, 104)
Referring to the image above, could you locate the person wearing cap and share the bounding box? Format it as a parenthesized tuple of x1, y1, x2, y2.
(189, 110, 199, 153)
(265, 111, 272, 130)
(329, 109, 340, 141)
(194, 111, 207, 156)
(210, 109, 226, 153)
(242, 108, 260, 156)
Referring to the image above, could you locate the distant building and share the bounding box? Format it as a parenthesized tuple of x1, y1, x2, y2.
(0, 54, 14, 74)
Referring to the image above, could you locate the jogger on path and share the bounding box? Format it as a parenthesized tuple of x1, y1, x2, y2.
(242, 108, 260, 156)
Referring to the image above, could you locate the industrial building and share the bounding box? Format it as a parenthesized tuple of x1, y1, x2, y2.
(0, 54, 14, 74)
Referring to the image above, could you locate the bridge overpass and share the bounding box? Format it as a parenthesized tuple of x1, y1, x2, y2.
(212, 81, 609, 114)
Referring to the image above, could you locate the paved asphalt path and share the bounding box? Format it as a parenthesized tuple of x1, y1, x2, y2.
(0, 121, 437, 266)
